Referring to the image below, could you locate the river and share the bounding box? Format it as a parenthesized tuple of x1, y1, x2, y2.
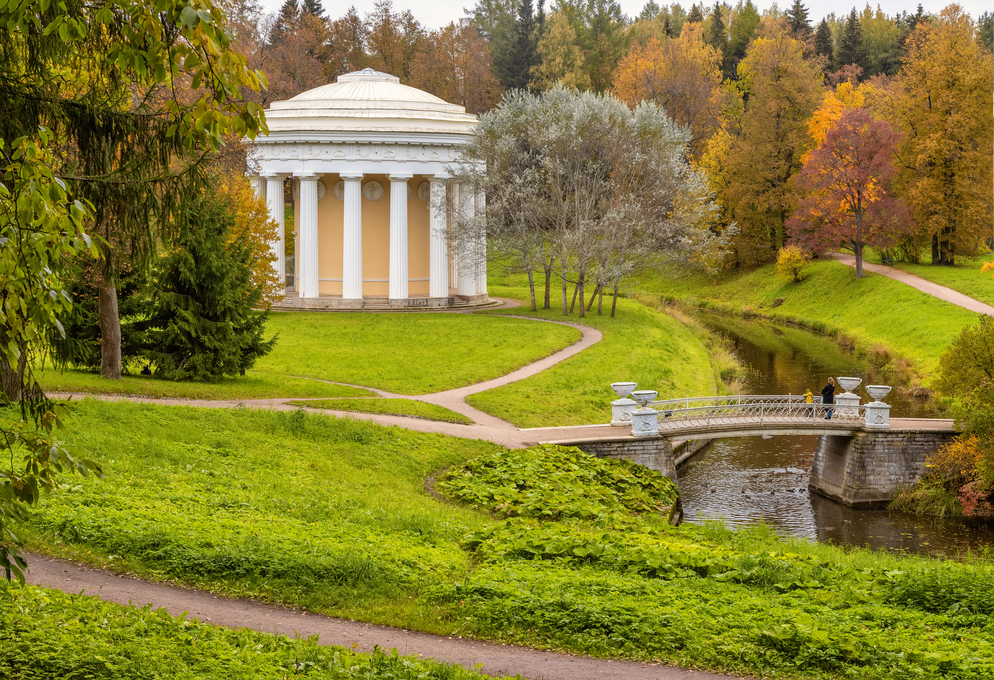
(677, 312, 994, 558)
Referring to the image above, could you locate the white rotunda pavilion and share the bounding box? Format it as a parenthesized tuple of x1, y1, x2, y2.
(248, 68, 488, 309)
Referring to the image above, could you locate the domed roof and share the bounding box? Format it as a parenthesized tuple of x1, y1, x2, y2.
(264, 68, 478, 136)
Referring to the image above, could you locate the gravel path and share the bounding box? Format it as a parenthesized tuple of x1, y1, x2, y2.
(831, 253, 994, 316)
(25, 555, 737, 680)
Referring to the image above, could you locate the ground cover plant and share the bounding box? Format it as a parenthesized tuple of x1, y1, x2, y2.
(0, 583, 500, 680)
(253, 312, 581, 394)
(23, 400, 994, 679)
(466, 289, 717, 427)
(638, 259, 980, 375)
(287, 399, 472, 424)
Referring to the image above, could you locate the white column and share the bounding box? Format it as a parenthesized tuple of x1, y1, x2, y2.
(388, 173, 413, 301)
(341, 172, 363, 300)
(429, 176, 448, 298)
(475, 186, 487, 296)
(297, 173, 320, 299)
(457, 182, 476, 296)
(250, 175, 265, 198)
(263, 174, 286, 289)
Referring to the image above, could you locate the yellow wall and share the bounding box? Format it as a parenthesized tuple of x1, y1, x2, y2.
(295, 173, 435, 298)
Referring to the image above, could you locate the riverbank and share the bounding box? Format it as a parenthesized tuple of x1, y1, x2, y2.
(636, 259, 981, 389)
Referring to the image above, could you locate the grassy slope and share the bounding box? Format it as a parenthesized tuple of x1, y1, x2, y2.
(37, 312, 580, 399)
(890, 253, 994, 307)
(286, 398, 473, 424)
(466, 288, 717, 428)
(254, 312, 581, 394)
(639, 259, 981, 373)
(0, 584, 496, 680)
(24, 401, 994, 680)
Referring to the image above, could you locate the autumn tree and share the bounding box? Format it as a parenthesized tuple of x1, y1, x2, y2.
(259, 12, 328, 103)
(687, 4, 704, 24)
(728, 0, 761, 74)
(409, 21, 504, 113)
(365, 0, 426, 80)
(586, 0, 627, 92)
(894, 5, 994, 265)
(806, 80, 872, 150)
(612, 23, 725, 158)
(788, 109, 911, 278)
(530, 10, 590, 90)
(720, 21, 822, 263)
(469, 0, 520, 87)
(325, 7, 369, 78)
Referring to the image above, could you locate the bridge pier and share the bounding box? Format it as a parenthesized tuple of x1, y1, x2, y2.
(809, 430, 959, 507)
(556, 436, 678, 484)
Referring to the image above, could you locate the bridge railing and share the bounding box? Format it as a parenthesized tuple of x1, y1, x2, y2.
(647, 395, 864, 430)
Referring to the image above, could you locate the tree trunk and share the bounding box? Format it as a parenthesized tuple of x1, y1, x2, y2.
(0, 327, 26, 403)
(931, 234, 940, 264)
(611, 279, 619, 318)
(543, 262, 553, 310)
(569, 278, 579, 314)
(597, 286, 603, 315)
(573, 274, 586, 319)
(527, 269, 537, 311)
(585, 283, 597, 312)
(940, 226, 954, 265)
(98, 283, 122, 380)
(560, 260, 568, 316)
(855, 243, 864, 278)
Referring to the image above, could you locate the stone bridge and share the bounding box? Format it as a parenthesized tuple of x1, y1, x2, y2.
(539, 388, 959, 508)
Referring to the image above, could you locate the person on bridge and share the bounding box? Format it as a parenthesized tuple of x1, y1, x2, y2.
(821, 377, 836, 419)
(804, 389, 814, 417)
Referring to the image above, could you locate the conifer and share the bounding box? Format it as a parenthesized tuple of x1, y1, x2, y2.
(814, 19, 834, 67)
(687, 4, 704, 24)
(785, 0, 811, 35)
(301, 0, 325, 20)
(837, 8, 868, 72)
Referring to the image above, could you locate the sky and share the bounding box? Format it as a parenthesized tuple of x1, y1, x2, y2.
(256, 0, 988, 33)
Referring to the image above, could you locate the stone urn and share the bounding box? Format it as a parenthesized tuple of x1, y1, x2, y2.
(630, 390, 659, 438)
(835, 376, 862, 417)
(864, 384, 892, 429)
(610, 382, 638, 427)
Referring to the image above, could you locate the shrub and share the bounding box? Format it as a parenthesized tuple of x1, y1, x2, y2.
(776, 245, 808, 283)
(935, 315, 994, 397)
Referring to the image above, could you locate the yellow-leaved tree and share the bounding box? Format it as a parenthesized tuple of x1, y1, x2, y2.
(611, 23, 725, 159)
(806, 80, 873, 150)
(217, 177, 284, 305)
(530, 11, 591, 92)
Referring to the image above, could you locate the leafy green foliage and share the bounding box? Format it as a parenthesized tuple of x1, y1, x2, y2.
(438, 445, 678, 520)
(0, 583, 500, 680)
(936, 315, 994, 397)
(139, 190, 276, 381)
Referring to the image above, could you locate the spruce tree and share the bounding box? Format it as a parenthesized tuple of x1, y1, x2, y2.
(269, 0, 300, 46)
(509, 0, 537, 89)
(687, 3, 704, 24)
(301, 0, 325, 20)
(837, 8, 868, 72)
(707, 1, 727, 51)
(639, 0, 661, 21)
(785, 0, 811, 35)
(141, 191, 276, 382)
(814, 18, 834, 68)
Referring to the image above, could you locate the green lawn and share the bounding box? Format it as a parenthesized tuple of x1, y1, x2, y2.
(286, 398, 473, 424)
(637, 259, 982, 375)
(36, 311, 581, 399)
(254, 311, 581, 394)
(0, 584, 497, 680)
(890, 253, 994, 307)
(23, 401, 994, 679)
(35, 366, 372, 400)
(466, 288, 718, 428)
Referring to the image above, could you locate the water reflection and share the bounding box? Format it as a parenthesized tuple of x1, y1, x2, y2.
(677, 313, 993, 557)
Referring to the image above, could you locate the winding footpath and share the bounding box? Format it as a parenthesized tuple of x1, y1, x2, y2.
(831, 253, 994, 316)
(31, 300, 741, 679)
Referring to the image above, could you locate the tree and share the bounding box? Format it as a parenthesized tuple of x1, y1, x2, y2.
(140, 189, 277, 382)
(721, 22, 822, 264)
(788, 109, 911, 278)
(776, 245, 808, 282)
(269, 0, 300, 45)
(408, 20, 504, 113)
(806, 80, 872, 150)
(687, 4, 704, 24)
(814, 18, 834, 68)
(469, 0, 519, 88)
(837, 8, 868, 73)
(639, 1, 661, 21)
(706, 1, 728, 54)
(860, 4, 901, 76)
(612, 23, 725, 159)
(0, 0, 266, 577)
(325, 7, 370, 78)
(530, 11, 590, 90)
(728, 0, 761, 74)
(980, 11, 993, 51)
(585, 0, 626, 92)
(895, 6, 993, 265)
(301, 0, 325, 20)
(785, 0, 810, 35)
(506, 0, 538, 89)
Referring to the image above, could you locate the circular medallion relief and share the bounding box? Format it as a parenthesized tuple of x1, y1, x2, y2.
(417, 181, 431, 202)
(362, 180, 384, 202)
(333, 180, 345, 201)
(407, 183, 413, 199)
(291, 178, 328, 201)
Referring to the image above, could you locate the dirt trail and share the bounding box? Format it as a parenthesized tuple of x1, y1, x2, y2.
(26, 555, 737, 680)
(831, 253, 994, 316)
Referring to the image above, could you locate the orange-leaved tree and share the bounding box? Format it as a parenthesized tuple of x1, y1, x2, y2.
(217, 177, 283, 305)
(787, 108, 911, 278)
(611, 23, 723, 158)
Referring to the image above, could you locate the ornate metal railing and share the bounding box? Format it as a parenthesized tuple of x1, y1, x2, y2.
(647, 394, 864, 430)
